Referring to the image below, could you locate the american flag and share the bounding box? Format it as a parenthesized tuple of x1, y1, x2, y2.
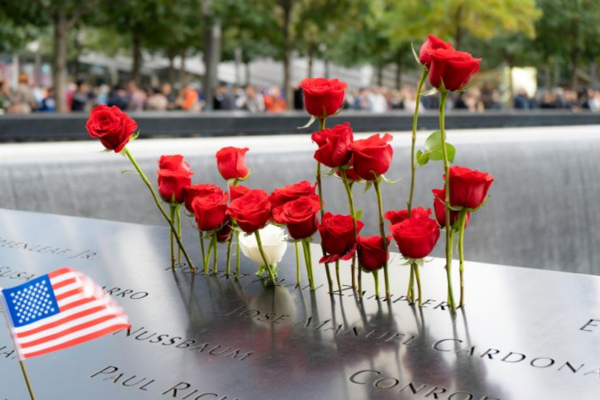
(0, 268, 130, 360)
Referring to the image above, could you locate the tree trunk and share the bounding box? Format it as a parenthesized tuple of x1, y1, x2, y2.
(167, 51, 176, 87)
(570, 48, 580, 91)
(591, 60, 598, 90)
(324, 59, 330, 79)
(395, 60, 402, 89)
(179, 53, 187, 85)
(234, 47, 242, 85)
(307, 44, 314, 78)
(544, 63, 552, 90)
(202, 0, 221, 111)
(376, 65, 383, 87)
(281, 0, 293, 109)
(53, 10, 68, 112)
(245, 61, 251, 85)
(132, 33, 142, 84)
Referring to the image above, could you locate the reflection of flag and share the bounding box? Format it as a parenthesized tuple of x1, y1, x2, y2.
(0, 268, 129, 360)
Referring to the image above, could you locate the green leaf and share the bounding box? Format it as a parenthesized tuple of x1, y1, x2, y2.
(363, 181, 373, 193)
(298, 115, 317, 129)
(381, 175, 401, 184)
(121, 169, 136, 175)
(354, 209, 363, 220)
(419, 131, 456, 164)
(421, 87, 438, 97)
(411, 42, 421, 65)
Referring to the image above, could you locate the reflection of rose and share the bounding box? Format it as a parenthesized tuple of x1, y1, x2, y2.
(249, 286, 297, 329)
(239, 225, 287, 266)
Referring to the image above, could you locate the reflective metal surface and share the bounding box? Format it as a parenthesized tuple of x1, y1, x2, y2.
(0, 209, 599, 399)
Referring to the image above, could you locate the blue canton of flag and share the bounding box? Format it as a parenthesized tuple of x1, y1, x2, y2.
(4, 276, 60, 328)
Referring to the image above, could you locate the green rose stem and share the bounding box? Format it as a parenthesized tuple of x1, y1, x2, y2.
(225, 231, 233, 276)
(373, 270, 380, 298)
(176, 205, 182, 264)
(438, 89, 456, 311)
(335, 260, 342, 294)
(235, 231, 241, 278)
(458, 209, 468, 308)
(406, 266, 415, 304)
(123, 147, 196, 272)
(302, 239, 316, 290)
(340, 169, 359, 293)
(412, 261, 423, 307)
(169, 204, 176, 269)
(254, 230, 277, 284)
(199, 232, 206, 270)
(211, 232, 218, 275)
(316, 116, 334, 294)
(204, 235, 214, 275)
(407, 68, 429, 217)
(295, 242, 301, 285)
(373, 177, 391, 299)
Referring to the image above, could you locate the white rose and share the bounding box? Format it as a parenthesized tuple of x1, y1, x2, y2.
(239, 224, 287, 266)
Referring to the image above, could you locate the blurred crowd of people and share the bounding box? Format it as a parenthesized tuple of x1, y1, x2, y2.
(2, 73, 600, 114)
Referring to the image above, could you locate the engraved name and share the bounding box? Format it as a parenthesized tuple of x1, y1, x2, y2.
(91, 365, 242, 399)
(580, 319, 600, 333)
(0, 237, 97, 261)
(349, 369, 501, 399)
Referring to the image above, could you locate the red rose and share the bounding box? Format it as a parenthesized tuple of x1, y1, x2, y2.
(227, 189, 271, 233)
(269, 181, 317, 221)
(432, 188, 470, 228)
(216, 147, 250, 180)
(446, 166, 494, 209)
(85, 105, 138, 153)
(357, 235, 390, 272)
(216, 218, 233, 242)
(183, 184, 223, 213)
(300, 77, 348, 118)
(318, 212, 364, 263)
(384, 206, 431, 225)
(427, 48, 481, 91)
(157, 170, 192, 204)
(272, 196, 321, 240)
(311, 123, 354, 168)
(390, 217, 440, 259)
(336, 166, 361, 182)
(230, 185, 251, 201)
(159, 154, 193, 174)
(351, 133, 394, 181)
(191, 192, 229, 232)
(419, 34, 452, 68)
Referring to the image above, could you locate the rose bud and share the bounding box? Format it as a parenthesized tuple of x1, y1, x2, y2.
(230, 185, 251, 202)
(272, 195, 321, 240)
(446, 166, 494, 209)
(216, 147, 250, 180)
(183, 184, 223, 213)
(427, 48, 481, 91)
(227, 189, 271, 233)
(432, 188, 470, 228)
(318, 212, 364, 263)
(357, 235, 390, 272)
(158, 154, 193, 174)
(216, 218, 233, 243)
(85, 105, 138, 153)
(239, 224, 287, 266)
(390, 217, 440, 260)
(299, 77, 348, 118)
(418, 34, 452, 68)
(191, 192, 229, 232)
(269, 181, 317, 222)
(384, 206, 432, 225)
(351, 133, 394, 181)
(157, 169, 193, 204)
(311, 122, 354, 168)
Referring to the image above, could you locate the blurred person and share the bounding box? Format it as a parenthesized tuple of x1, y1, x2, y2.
(484, 90, 502, 110)
(513, 88, 531, 110)
(242, 85, 265, 113)
(71, 80, 92, 112)
(214, 82, 236, 110)
(369, 86, 388, 113)
(161, 83, 176, 110)
(539, 91, 557, 109)
(39, 87, 56, 112)
(127, 80, 146, 111)
(582, 89, 600, 111)
(264, 86, 287, 112)
(564, 90, 579, 110)
(400, 85, 421, 112)
(354, 88, 372, 110)
(177, 83, 200, 112)
(107, 85, 129, 110)
(0, 80, 10, 113)
(146, 87, 169, 111)
(95, 84, 110, 106)
(10, 73, 37, 113)
(293, 85, 304, 110)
